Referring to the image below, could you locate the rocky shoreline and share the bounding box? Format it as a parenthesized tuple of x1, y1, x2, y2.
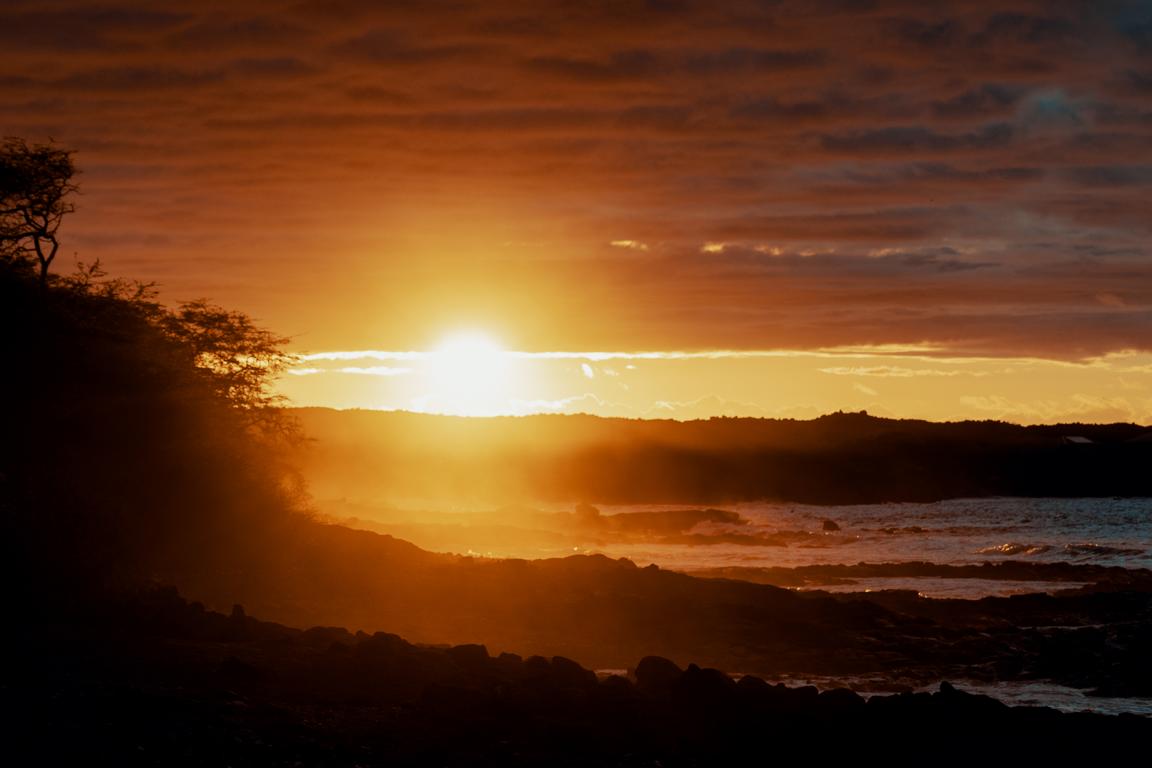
(7, 588, 1151, 765)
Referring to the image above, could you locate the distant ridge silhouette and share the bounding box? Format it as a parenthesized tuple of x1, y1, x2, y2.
(294, 407, 1152, 505)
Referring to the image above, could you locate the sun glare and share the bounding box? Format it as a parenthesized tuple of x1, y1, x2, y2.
(423, 330, 512, 415)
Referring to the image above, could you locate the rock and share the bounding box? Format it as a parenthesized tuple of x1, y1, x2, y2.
(218, 656, 264, 686)
(301, 626, 355, 648)
(935, 681, 1009, 716)
(356, 631, 412, 659)
(821, 519, 841, 532)
(599, 674, 634, 694)
(790, 685, 821, 708)
(524, 655, 552, 678)
(634, 656, 683, 695)
(677, 664, 736, 704)
(816, 687, 866, 714)
(447, 643, 489, 670)
(550, 656, 597, 690)
(225, 603, 254, 640)
(736, 675, 769, 691)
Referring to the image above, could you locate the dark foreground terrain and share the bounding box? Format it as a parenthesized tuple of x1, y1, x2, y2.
(157, 522, 1152, 699)
(6, 258, 1152, 764)
(6, 588, 1151, 766)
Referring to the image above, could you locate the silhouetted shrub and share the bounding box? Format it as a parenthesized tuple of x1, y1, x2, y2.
(0, 257, 306, 599)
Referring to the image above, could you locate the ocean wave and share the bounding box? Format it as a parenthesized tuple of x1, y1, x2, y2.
(1061, 543, 1144, 558)
(877, 526, 926, 534)
(975, 543, 1052, 557)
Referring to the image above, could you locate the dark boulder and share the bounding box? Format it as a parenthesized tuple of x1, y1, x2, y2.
(676, 663, 736, 705)
(635, 656, 683, 696)
(301, 625, 355, 648)
(447, 643, 490, 671)
(816, 687, 866, 714)
(550, 655, 597, 690)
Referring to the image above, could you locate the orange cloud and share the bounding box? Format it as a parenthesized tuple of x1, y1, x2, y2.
(0, 0, 1147, 361)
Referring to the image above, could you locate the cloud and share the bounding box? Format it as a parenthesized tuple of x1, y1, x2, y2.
(297, 349, 798, 363)
(507, 393, 632, 416)
(958, 394, 1150, 424)
(295, 343, 1140, 368)
(1095, 292, 1128, 308)
(169, 18, 312, 50)
(885, 18, 963, 50)
(642, 394, 768, 420)
(276, 342, 1152, 422)
(288, 365, 416, 376)
(819, 366, 986, 378)
(523, 46, 827, 83)
(227, 57, 318, 79)
(1, 0, 1149, 363)
(982, 13, 1076, 46)
(819, 123, 1015, 154)
(1063, 165, 1152, 187)
(932, 84, 1026, 120)
(300, 350, 425, 362)
(331, 29, 476, 65)
(525, 50, 661, 82)
(682, 47, 826, 74)
(0, 7, 189, 52)
(336, 366, 412, 376)
(55, 67, 225, 91)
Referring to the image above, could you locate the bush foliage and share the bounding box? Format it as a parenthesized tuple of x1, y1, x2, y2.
(1, 243, 305, 595)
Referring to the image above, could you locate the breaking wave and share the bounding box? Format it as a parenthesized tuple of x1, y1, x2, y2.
(975, 543, 1052, 557)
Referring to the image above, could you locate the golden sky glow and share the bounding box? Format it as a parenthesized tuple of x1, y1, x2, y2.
(3, 1, 1150, 424)
(278, 345, 1152, 424)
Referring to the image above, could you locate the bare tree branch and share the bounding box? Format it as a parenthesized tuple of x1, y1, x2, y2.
(1, 138, 78, 288)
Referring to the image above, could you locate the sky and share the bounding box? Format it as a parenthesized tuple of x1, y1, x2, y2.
(3, 0, 1151, 422)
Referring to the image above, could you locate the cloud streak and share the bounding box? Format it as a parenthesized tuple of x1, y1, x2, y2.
(299, 347, 960, 363)
(276, 347, 1152, 423)
(0, 0, 1148, 362)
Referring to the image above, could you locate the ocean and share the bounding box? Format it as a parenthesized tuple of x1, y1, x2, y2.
(336, 494, 1152, 716)
(575, 497, 1152, 717)
(572, 497, 1152, 598)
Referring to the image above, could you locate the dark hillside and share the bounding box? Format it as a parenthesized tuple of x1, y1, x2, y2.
(0, 262, 303, 597)
(5, 261, 1152, 753)
(294, 407, 1152, 504)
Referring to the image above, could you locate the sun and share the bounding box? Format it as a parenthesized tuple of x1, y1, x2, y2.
(433, 330, 504, 364)
(422, 330, 512, 415)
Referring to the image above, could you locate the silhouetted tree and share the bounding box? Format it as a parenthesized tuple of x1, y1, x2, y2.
(0, 144, 311, 597)
(0, 137, 78, 289)
(161, 298, 299, 439)
(2, 253, 305, 591)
